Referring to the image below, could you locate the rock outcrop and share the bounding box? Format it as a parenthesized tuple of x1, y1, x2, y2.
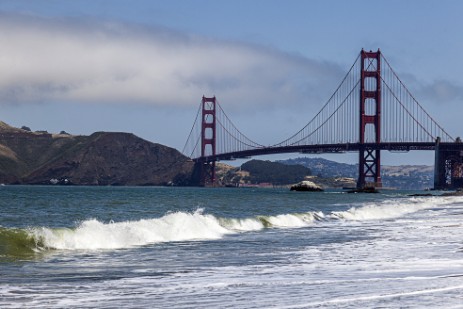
(290, 180, 323, 192)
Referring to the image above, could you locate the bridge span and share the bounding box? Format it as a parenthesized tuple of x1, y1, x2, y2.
(183, 49, 463, 189)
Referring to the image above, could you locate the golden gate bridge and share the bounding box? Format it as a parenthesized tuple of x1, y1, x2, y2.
(183, 49, 463, 189)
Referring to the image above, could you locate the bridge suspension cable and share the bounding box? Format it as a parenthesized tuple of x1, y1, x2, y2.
(215, 102, 265, 155)
(272, 54, 362, 147)
(182, 103, 202, 158)
(380, 54, 453, 143)
(182, 98, 265, 159)
(183, 50, 454, 161)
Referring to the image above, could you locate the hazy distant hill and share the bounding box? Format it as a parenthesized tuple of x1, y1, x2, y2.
(279, 157, 434, 190)
(280, 157, 357, 178)
(0, 121, 194, 185)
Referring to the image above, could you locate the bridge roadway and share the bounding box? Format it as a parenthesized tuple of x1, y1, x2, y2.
(193, 142, 463, 163)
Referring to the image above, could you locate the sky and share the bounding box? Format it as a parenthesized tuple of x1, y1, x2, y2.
(0, 0, 462, 166)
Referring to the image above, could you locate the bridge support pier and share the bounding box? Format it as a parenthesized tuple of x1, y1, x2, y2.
(193, 160, 216, 187)
(358, 147, 382, 189)
(434, 138, 463, 190)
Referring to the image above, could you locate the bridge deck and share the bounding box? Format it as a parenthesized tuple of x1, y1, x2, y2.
(192, 142, 463, 162)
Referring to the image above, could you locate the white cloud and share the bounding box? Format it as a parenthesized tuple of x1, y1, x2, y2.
(420, 80, 463, 103)
(0, 13, 345, 108)
(387, 71, 463, 107)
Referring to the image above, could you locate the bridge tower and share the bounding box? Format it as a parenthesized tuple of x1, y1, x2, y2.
(199, 96, 217, 186)
(357, 49, 382, 189)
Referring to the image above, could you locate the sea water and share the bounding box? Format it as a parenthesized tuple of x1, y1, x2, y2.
(1, 186, 463, 308)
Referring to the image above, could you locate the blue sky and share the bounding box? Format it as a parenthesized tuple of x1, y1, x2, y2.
(0, 0, 462, 165)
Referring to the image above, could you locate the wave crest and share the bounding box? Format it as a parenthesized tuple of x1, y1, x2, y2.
(28, 209, 231, 250)
(1, 196, 454, 254)
(330, 197, 442, 221)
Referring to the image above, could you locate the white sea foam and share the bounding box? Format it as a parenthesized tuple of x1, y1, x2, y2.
(25, 196, 462, 251)
(28, 209, 232, 250)
(5, 193, 463, 308)
(25, 209, 326, 250)
(330, 196, 448, 221)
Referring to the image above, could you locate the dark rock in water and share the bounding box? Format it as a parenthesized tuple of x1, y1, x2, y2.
(408, 193, 434, 197)
(290, 180, 323, 192)
(347, 187, 379, 193)
(441, 190, 463, 197)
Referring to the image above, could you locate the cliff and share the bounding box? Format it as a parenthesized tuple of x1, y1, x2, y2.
(0, 122, 194, 186)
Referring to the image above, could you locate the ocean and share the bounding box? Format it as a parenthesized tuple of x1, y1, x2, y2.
(1, 186, 463, 308)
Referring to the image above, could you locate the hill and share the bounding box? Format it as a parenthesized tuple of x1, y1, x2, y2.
(0, 121, 194, 186)
(0, 121, 434, 189)
(279, 157, 434, 190)
(216, 160, 356, 188)
(241, 159, 311, 185)
(280, 157, 357, 178)
(219, 159, 311, 186)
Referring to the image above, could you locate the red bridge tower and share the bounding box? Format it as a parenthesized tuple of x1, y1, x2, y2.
(199, 96, 217, 186)
(358, 49, 382, 189)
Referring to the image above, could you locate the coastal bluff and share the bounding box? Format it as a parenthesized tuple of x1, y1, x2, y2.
(0, 122, 194, 186)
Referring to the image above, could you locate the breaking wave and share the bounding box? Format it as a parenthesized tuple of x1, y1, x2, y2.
(331, 196, 457, 221)
(0, 196, 458, 255)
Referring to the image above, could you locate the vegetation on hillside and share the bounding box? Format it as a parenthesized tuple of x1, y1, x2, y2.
(239, 159, 311, 185)
(0, 121, 194, 185)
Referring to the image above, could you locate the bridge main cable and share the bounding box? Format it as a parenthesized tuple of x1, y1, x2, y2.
(182, 49, 456, 188)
